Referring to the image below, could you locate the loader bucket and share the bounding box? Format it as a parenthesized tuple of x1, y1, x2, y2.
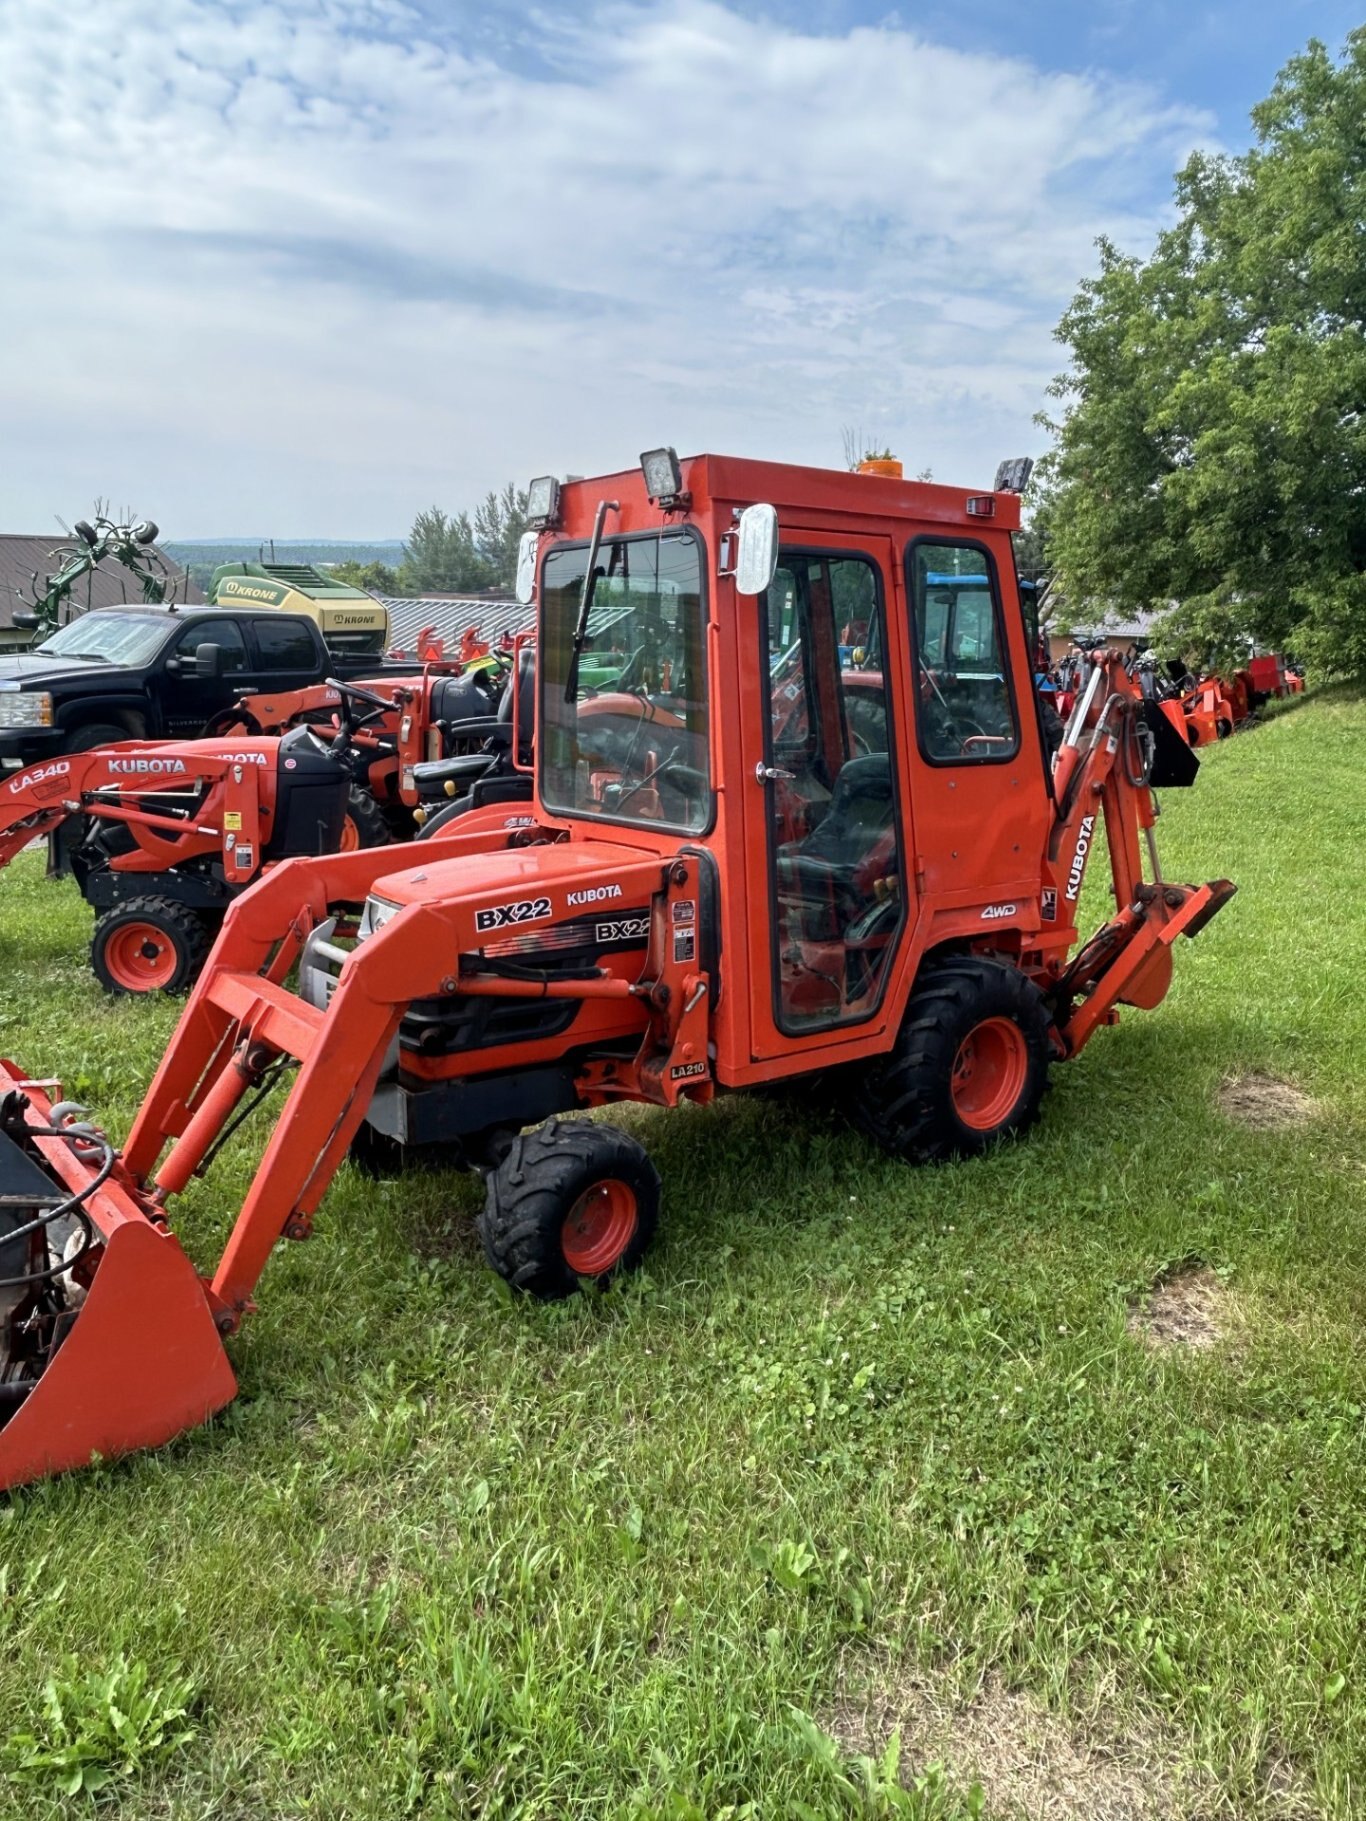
(0, 1068, 236, 1492)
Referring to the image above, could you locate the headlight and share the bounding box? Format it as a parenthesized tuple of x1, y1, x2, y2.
(0, 691, 53, 729)
(360, 895, 403, 937)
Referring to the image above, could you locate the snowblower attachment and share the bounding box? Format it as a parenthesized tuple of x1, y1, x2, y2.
(0, 1067, 235, 1489)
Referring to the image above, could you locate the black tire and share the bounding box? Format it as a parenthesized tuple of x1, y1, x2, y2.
(347, 1121, 468, 1179)
(90, 895, 212, 996)
(201, 706, 262, 738)
(63, 722, 134, 753)
(342, 786, 392, 850)
(416, 793, 475, 839)
(53, 726, 136, 872)
(478, 1118, 660, 1299)
(847, 956, 1053, 1162)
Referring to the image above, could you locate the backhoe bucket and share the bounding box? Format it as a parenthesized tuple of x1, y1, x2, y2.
(0, 1067, 236, 1491)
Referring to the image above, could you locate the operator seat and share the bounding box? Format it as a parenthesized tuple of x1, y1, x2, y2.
(411, 649, 534, 796)
(774, 754, 894, 941)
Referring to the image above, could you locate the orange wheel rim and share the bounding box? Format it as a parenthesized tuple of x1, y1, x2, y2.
(339, 815, 360, 852)
(561, 1179, 638, 1276)
(950, 1017, 1029, 1131)
(103, 922, 178, 991)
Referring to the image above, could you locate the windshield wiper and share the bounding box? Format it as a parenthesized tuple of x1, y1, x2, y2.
(563, 499, 618, 705)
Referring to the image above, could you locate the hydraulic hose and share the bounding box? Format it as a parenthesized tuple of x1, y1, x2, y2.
(0, 1124, 113, 1289)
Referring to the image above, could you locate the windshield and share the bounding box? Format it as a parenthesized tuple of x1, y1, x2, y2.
(539, 529, 710, 832)
(39, 613, 172, 666)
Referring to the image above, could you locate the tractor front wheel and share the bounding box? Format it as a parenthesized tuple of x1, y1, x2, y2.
(478, 1119, 660, 1299)
(848, 956, 1053, 1161)
(339, 786, 392, 852)
(91, 896, 212, 996)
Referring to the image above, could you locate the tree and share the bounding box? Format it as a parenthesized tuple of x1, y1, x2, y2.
(330, 559, 401, 594)
(395, 485, 530, 595)
(473, 482, 531, 590)
(1039, 31, 1366, 676)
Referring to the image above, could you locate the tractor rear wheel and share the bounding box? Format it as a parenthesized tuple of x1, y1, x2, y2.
(478, 1119, 660, 1299)
(848, 956, 1052, 1161)
(91, 897, 211, 996)
(339, 787, 392, 851)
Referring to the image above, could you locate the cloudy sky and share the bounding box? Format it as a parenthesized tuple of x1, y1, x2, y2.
(0, 0, 1355, 538)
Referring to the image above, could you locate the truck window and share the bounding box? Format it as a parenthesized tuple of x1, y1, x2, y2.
(253, 619, 317, 671)
(907, 544, 1019, 764)
(173, 620, 248, 673)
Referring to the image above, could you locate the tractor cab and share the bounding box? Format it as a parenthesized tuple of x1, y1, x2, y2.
(497, 451, 1049, 1071)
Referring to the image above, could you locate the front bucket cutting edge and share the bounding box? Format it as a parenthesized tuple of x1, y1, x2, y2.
(0, 1068, 236, 1491)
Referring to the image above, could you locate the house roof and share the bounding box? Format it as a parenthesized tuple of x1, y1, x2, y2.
(0, 533, 202, 631)
(382, 594, 531, 657)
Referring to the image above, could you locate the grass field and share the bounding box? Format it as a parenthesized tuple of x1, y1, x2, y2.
(1, 690, 1364, 1819)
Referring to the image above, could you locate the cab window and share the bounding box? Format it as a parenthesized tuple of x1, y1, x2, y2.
(908, 543, 1019, 763)
(173, 619, 247, 673)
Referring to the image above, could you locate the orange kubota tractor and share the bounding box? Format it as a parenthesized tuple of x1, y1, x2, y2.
(0, 705, 373, 992)
(205, 646, 535, 840)
(0, 450, 1234, 1487)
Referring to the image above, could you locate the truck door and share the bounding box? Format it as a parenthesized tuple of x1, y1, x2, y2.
(156, 618, 251, 736)
(248, 616, 325, 697)
(744, 535, 910, 1059)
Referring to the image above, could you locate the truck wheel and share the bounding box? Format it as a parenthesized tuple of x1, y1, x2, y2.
(847, 956, 1053, 1162)
(339, 787, 391, 851)
(478, 1119, 660, 1299)
(91, 896, 211, 995)
(64, 722, 132, 753)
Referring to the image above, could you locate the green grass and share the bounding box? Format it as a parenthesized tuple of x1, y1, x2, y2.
(1, 691, 1364, 1818)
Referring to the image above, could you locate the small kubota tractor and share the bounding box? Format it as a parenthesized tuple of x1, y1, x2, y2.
(0, 450, 1235, 1488)
(0, 716, 361, 993)
(207, 646, 536, 841)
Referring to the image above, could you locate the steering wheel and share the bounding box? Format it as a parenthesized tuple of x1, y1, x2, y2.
(327, 677, 394, 717)
(202, 703, 263, 738)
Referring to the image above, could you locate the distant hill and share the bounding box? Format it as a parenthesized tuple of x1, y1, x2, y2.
(164, 540, 406, 596)
(164, 540, 404, 567)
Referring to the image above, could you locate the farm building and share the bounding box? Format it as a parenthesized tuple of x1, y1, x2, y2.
(382, 593, 530, 659)
(1045, 608, 1161, 664)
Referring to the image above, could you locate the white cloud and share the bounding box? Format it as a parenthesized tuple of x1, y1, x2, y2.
(0, 0, 1216, 534)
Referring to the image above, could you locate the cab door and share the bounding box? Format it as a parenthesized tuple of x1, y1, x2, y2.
(742, 534, 911, 1060)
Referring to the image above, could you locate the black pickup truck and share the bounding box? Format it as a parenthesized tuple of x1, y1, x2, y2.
(0, 606, 411, 772)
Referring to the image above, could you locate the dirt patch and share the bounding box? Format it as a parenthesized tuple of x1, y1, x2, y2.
(822, 1663, 1316, 1818)
(1217, 1072, 1318, 1132)
(823, 1667, 1193, 1819)
(1128, 1262, 1226, 1352)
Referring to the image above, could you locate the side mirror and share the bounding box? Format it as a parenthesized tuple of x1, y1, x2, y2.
(514, 530, 538, 605)
(193, 643, 225, 678)
(734, 503, 779, 597)
(11, 610, 39, 631)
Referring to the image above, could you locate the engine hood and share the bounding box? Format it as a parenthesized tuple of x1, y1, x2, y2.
(0, 653, 131, 689)
(370, 838, 661, 926)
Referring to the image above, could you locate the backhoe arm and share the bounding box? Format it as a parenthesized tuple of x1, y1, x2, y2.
(1042, 654, 1234, 1058)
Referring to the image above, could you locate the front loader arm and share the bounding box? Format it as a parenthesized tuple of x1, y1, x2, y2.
(1042, 654, 1235, 1058)
(123, 809, 537, 1180)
